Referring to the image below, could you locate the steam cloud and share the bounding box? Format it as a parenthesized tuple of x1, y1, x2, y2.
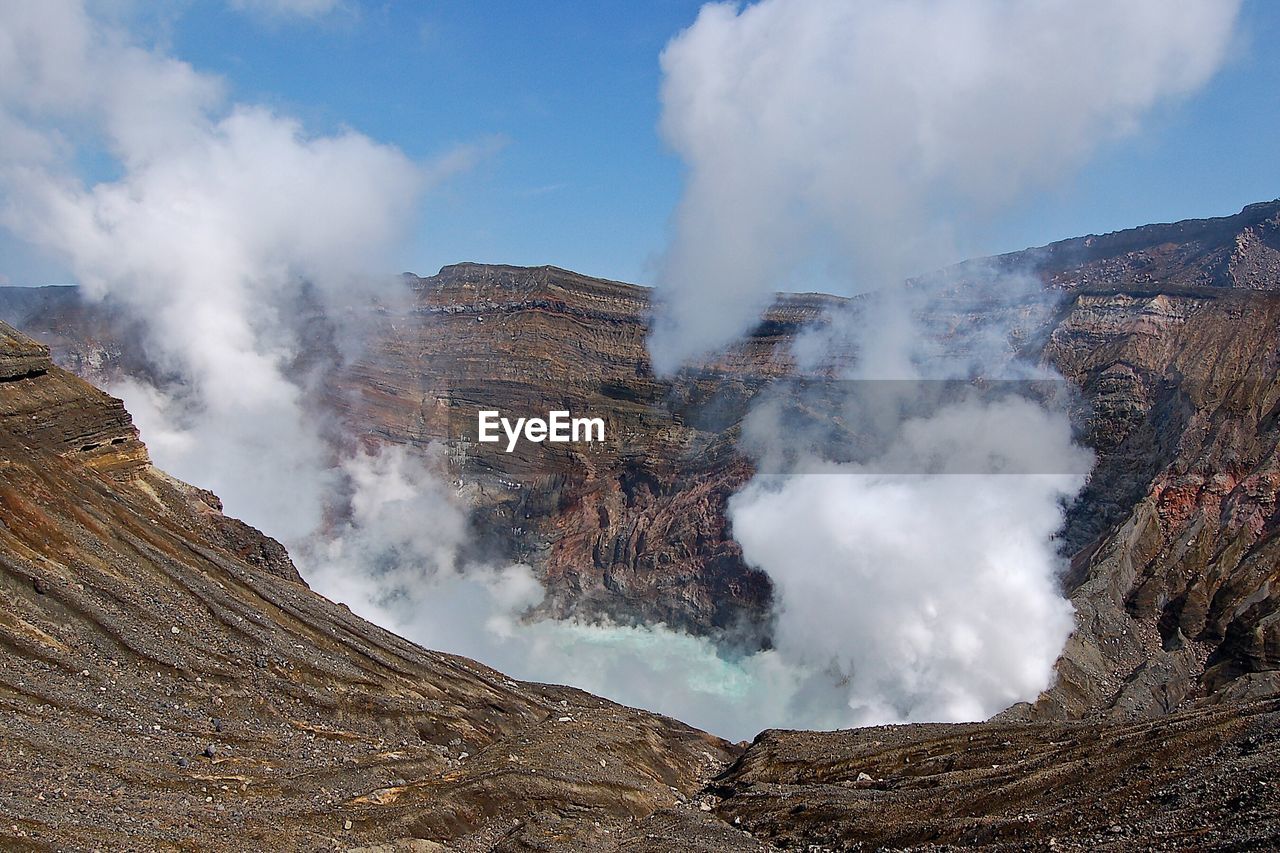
(649, 0, 1241, 371)
(642, 0, 1241, 729)
(0, 0, 425, 544)
(0, 0, 553, 692)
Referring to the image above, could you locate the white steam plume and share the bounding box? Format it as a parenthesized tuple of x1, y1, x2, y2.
(649, 0, 1241, 371)
(0, 3, 538, 669)
(732, 395, 1093, 725)
(0, 1, 425, 544)
(640, 0, 1240, 729)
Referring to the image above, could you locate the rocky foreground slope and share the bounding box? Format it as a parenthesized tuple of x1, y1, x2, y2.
(0, 322, 738, 850)
(2, 299, 1280, 849)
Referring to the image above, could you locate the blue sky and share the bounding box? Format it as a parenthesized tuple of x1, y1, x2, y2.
(6, 0, 1280, 289)
(172, 1, 705, 286)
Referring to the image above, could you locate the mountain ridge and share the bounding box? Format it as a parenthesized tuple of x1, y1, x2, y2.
(5, 199, 1280, 722)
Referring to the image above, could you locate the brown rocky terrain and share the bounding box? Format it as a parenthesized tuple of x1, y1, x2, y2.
(3, 201, 1280, 850)
(0, 265, 836, 640)
(332, 264, 813, 637)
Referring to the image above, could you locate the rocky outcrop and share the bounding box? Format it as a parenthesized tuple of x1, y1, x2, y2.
(0, 321, 51, 380)
(289, 262, 828, 636)
(950, 198, 1280, 292)
(707, 697, 1280, 851)
(0, 317, 148, 478)
(1021, 287, 1280, 719)
(910, 203, 1280, 720)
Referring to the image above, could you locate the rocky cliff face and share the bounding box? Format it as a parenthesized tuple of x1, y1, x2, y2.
(0, 265, 834, 640)
(5, 200, 1280, 728)
(325, 263, 814, 636)
(916, 201, 1280, 720)
(1028, 286, 1280, 719)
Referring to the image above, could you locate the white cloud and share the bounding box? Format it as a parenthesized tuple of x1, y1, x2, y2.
(0, 1, 426, 543)
(638, 0, 1234, 728)
(648, 0, 1242, 371)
